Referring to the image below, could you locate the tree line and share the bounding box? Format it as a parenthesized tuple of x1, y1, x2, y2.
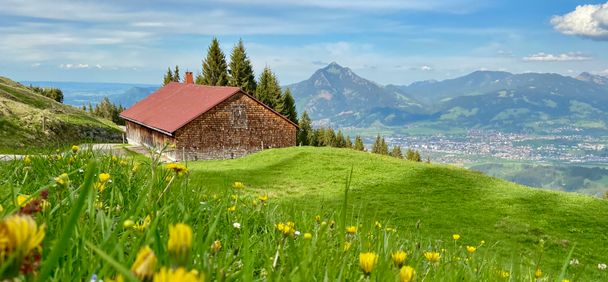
(162, 38, 298, 125)
(296, 111, 425, 161)
(28, 85, 64, 103)
(82, 97, 125, 126)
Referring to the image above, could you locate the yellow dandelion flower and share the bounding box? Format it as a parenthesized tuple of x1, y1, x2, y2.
(392, 251, 407, 267)
(133, 215, 151, 231)
(562, 279, 570, 282)
(123, 220, 135, 228)
(303, 233, 313, 240)
(498, 270, 509, 278)
(374, 221, 382, 229)
(452, 234, 460, 241)
(71, 145, 79, 153)
(0, 214, 45, 262)
(258, 194, 268, 203)
(168, 223, 193, 257)
(153, 267, 203, 282)
(232, 181, 245, 189)
(94, 182, 107, 192)
(314, 215, 321, 223)
(466, 246, 476, 254)
(399, 266, 415, 282)
(98, 173, 111, 184)
(424, 252, 441, 264)
(359, 252, 378, 275)
(276, 222, 296, 236)
(165, 163, 188, 175)
(131, 245, 157, 281)
(230, 194, 237, 201)
(23, 156, 32, 166)
(227, 205, 236, 212)
(16, 194, 31, 207)
(210, 240, 221, 253)
(55, 173, 69, 186)
(534, 268, 542, 279)
(346, 226, 357, 235)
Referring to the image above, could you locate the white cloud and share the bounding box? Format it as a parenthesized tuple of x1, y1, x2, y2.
(522, 52, 591, 62)
(420, 65, 433, 71)
(59, 63, 90, 69)
(551, 2, 608, 40)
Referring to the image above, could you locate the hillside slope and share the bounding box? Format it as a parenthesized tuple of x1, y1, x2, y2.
(189, 147, 608, 278)
(0, 76, 122, 152)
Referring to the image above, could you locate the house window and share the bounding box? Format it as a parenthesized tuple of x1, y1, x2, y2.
(231, 104, 247, 128)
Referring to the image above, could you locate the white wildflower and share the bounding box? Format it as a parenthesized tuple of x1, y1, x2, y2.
(569, 258, 579, 266)
(599, 263, 607, 270)
(233, 222, 241, 229)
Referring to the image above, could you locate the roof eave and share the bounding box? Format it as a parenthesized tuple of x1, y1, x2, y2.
(120, 115, 175, 137)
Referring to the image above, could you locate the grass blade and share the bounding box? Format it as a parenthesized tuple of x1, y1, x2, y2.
(85, 241, 138, 282)
(38, 160, 97, 281)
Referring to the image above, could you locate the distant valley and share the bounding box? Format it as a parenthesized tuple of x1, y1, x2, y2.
(22, 81, 158, 108)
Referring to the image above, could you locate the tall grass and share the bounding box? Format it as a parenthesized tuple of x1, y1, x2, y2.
(0, 148, 601, 281)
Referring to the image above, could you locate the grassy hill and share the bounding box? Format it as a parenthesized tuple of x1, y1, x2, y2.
(0, 76, 121, 153)
(1, 146, 607, 281)
(189, 147, 608, 279)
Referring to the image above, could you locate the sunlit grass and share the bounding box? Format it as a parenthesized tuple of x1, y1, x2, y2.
(0, 146, 606, 281)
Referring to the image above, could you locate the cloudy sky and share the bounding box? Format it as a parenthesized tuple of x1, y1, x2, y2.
(1, 0, 607, 85)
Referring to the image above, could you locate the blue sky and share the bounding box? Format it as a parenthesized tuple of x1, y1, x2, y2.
(0, 0, 607, 85)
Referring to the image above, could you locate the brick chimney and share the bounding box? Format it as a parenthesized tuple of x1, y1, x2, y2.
(185, 71, 194, 84)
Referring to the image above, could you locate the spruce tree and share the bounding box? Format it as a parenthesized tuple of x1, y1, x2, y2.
(228, 39, 257, 94)
(390, 145, 403, 158)
(345, 135, 353, 148)
(200, 38, 229, 86)
(173, 65, 181, 82)
(324, 128, 336, 147)
(297, 111, 312, 146)
(380, 137, 389, 155)
(163, 67, 174, 85)
(335, 130, 346, 148)
(256, 67, 282, 109)
(316, 128, 326, 146)
(279, 88, 298, 124)
(371, 134, 382, 154)
(354, 136, 365, 151)
(405, 149, 422, 162)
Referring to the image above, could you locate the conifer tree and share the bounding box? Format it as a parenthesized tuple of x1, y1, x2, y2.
(279, 88, 298, 124)
(390, 145, 403, 159)
(354, 136, 365, 151)
(173, 65, 181, 82)
(379, 137, 389, 155)
(345, 135, 353, 149)
(297, 111, 312, 146)
(163, 67, 174, 85)
(405, 149, 422, 162)
(324, 128, 336, 147)
(200, 38, 229, 86)
(313, 128, 324, 146)
(256, 67, 282, 109)
(371, 134, 382, 154)
(335, 130, 346, 148)
(228, 39, 257, 94)
(310, 128, 321, 146)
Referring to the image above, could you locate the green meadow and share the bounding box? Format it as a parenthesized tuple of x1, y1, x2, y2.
(1, 146, 607, 281)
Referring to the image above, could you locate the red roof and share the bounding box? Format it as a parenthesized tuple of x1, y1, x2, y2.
(120, 82, 296, 135)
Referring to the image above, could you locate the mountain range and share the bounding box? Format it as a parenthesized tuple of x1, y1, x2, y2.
(288, 63, 608, 134)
